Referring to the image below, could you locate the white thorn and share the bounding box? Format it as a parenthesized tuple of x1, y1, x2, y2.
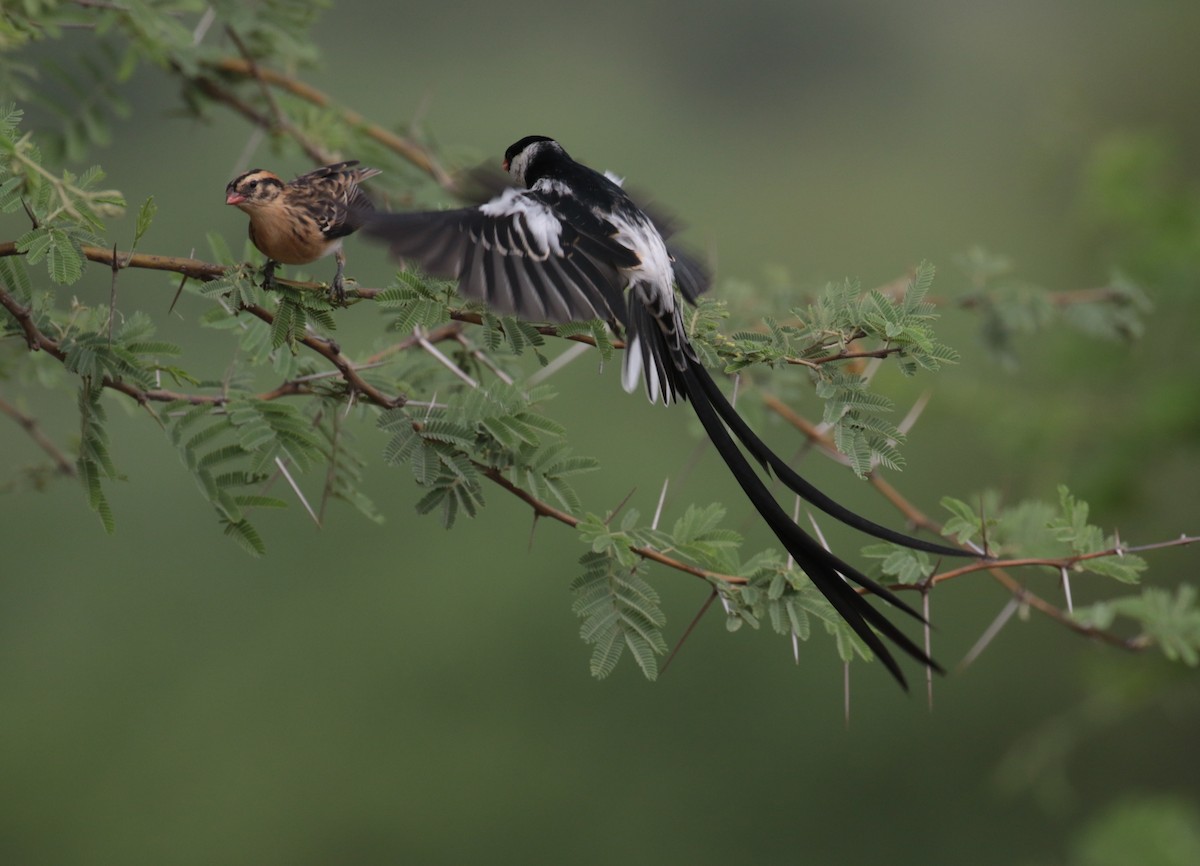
(416, 327, 478, 388)
(924, 590, 934, 711)
(957, 597, 1020, 671)
(898, 390, 932, 437)
(652, 477, 669, 531)
(274, 456, 320, 526)
(785, 495, 801, 571)
(470, 345, 514, 385)
(527, 341, 592, 387)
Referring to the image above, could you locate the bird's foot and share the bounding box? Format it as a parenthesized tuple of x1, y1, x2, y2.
(260, 260, 278, 291)
(329, 274, 349, 307)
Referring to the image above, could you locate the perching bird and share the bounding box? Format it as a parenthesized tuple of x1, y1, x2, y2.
(224, 161, 380, 303)
(362, 135, 975, 687)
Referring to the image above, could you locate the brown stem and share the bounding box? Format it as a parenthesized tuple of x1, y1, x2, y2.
(479, 465, 743, 585)
(0, 395, 77, 476)
(206, 57, 457, 191)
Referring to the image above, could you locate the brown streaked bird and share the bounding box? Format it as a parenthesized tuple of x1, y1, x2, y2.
(224, 161, 380, 303)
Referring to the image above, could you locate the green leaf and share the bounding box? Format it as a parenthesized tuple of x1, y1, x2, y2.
(78, 455, 115, 534)
(570, 552, 667, 680)
(1111, 585, 1200, 665)
(46, 228, 84, 284)
(860, 544, 934, 583)
(223, 519, 266, 556)
(133, 195, 156, 246)
(941, 496, 984, 543)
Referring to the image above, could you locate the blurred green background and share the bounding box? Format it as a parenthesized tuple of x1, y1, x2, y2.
(3, 1, 1200, 863)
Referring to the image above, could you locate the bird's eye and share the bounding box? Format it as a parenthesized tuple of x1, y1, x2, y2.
(247, 180, 258, 190)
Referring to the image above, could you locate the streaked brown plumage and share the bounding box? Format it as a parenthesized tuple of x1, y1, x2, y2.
(225, 161, 380, 302)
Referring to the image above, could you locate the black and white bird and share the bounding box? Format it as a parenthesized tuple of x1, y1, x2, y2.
(363, 135, 974, 687)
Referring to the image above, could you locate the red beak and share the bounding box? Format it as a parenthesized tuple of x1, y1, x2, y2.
(225, 192, 245, 205)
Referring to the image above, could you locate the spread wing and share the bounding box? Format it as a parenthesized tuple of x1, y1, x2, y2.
(461, 164, 711, 304)
(363, 185, 640, 325)
(292, 161, 381, 241)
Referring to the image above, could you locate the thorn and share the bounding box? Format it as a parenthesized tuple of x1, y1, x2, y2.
(730, 373, 741, 410)
(661, 589, 718, 676)
(526, 341, 592, 387)
(416, 327, 478, 388)
(528, 512, 539, 552)
(460, 334, 514, 385)
(956, 596, 1020, 672)
(785, 495, 801, 571)
(897, 390, 932, 437)
(21, 197, 38, 229)
(604, 486, 638, 527)
(791, 629, 800, 665)
(651, 477, 669, 531)
(191, 4, 216, 44)
(274, 456, 320, 526)
(1060, 566, 1074, 614)
(806, 510, 835, 559)
(168, 248, 195, 315)
(923, 588, 934, 712)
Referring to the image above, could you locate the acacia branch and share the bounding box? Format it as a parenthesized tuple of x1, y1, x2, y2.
(5, 240, 1190, 659)
(3, 245, 732, 585)
(0, 247, 404, 408)
(206, 57, 456, 191)
(477, 465, 743, 585)
(0, 395, 76, 476)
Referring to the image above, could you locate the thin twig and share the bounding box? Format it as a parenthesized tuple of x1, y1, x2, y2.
(0, 395, 77, 476)
(206, 57, 456, 191)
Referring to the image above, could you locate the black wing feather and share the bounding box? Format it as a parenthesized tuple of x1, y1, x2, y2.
(363, 188, 635, 326)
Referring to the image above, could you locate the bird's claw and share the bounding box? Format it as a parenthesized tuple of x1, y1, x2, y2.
(260, 260, 278, 291)
(329, 275, 348, 307)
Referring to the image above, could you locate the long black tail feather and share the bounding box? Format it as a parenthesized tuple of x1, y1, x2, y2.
(678, 364, 943, 688)
(687, 364, 971, 559)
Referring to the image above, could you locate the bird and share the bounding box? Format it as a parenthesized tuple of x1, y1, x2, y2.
(224, 161, 380, 303)
(361, 135, 976, 687)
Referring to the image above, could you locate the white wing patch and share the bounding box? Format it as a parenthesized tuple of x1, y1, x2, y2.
(479, 188, 565, 257)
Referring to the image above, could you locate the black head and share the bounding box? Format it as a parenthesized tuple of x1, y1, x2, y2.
(224, 169, 285, 208)
(502, 136, 567, 186)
